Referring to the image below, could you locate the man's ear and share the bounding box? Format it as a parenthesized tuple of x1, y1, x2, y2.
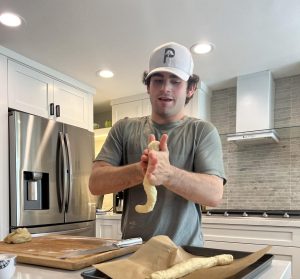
(187, 85, 196, 98)
(147, 85, 150, 94)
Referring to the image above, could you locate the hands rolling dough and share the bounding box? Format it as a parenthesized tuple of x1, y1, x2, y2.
(135, 140, 160, 214)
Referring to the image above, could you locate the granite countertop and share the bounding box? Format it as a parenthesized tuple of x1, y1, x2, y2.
(13, 259, 291, 279)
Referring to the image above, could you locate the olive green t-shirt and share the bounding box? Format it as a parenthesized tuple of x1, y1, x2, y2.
(96, 116, 226, 246)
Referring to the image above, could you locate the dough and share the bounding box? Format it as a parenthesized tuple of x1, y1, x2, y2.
(135, 141, 160, 214)
(4, 227, 32, 244)
(150, 254, 234, 279)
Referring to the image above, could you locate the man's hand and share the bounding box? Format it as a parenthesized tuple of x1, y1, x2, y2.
(140, 134, 156, 175)
(140, 134, 172, 186)
(139, 133, 223, 206)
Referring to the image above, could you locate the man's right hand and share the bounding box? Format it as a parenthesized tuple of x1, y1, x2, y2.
(140, 134, 156, 175)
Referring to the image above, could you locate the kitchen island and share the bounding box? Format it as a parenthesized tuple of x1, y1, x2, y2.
(13, 259, 291, 278)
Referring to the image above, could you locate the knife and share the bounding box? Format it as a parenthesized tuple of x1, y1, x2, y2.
(58, 237, 143, 259)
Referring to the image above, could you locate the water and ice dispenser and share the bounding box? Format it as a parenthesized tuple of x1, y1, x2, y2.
(23, 171, 49, 210)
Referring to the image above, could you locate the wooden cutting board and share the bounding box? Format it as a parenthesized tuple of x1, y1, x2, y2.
(0, 234, 141, 270)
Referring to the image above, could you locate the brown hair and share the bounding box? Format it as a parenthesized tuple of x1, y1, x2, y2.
(142, 71, 200, 105)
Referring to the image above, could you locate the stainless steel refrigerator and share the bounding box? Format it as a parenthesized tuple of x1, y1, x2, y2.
(9, 110, 97, 236)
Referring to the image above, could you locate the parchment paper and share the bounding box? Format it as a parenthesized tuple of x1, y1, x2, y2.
(93, 235, 271, 279)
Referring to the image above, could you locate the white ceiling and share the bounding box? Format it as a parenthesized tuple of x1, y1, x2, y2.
(1, 0, 300, 113)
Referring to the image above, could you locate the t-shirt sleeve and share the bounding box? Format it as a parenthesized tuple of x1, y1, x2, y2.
(94, 119, 125, 166)
(194, 123, 227, 185)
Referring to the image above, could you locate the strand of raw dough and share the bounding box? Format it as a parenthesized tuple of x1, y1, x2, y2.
(135, 141, 160, 213)
(150, 254, 234, 279)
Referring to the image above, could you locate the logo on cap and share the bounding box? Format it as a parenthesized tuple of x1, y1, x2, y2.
(163, 48, 175, 63)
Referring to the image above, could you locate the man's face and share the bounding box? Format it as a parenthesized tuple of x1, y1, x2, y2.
(147, 72, 192, 123)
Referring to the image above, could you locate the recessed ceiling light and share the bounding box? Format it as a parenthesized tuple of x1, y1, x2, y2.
(96, 69, 114, 78)
(0, 12, 22, 27)
(191, 42, 214, 54)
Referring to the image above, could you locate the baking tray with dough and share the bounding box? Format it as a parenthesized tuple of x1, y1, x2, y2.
(81, 246, 274, 279)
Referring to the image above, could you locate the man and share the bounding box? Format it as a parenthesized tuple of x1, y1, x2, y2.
(89, 42, 226, 246)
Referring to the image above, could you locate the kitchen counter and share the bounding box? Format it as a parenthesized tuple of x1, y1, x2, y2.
(203, 215, 300, 227)
(99, 212, 300, 227)
(96, 212, 122, 220)
(13, 259, 291, 279)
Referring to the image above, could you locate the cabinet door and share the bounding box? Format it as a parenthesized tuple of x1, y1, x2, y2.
(53, 80, 88, 129)
(8, 60, 54, 118)
(96, 218, 122, 240)
(112, 100, 143, 124)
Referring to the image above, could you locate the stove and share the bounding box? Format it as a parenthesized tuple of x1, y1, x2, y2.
(202, 209, 300, 218)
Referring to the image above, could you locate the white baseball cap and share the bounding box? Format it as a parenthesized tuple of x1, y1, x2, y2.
(146, 42, 194, 81)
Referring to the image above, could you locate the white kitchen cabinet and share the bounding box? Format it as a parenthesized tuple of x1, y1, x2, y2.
(184, 81, 211, 121)
(111, 93, 151, 124)
(112, 101, 143, 124)
(7, 60, 92, 130)
(8, 60, 53, 119)
(96, 214, 122, 240)
(53, 80, 89, 128)
(111, 82, 211, 124)
(202, 216, 300, 278)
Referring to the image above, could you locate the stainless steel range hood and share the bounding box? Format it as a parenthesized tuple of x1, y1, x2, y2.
(227, 129, 279, 144)
(227, 70, 279, 144)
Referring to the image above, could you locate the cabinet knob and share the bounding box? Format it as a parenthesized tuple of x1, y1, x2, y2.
(50, 103, 54, 115)
(56, 105, 60, 117)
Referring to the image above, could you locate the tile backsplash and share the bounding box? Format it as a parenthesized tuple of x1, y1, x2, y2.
(211, 74, 300, 210)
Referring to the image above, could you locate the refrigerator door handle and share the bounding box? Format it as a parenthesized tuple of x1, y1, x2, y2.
(57, 132, 64, 211)
(59, 132, 68, 213)
(64, 133, 73, 213)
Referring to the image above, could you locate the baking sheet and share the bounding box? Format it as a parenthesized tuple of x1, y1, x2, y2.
(81, 246, 273, 279)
